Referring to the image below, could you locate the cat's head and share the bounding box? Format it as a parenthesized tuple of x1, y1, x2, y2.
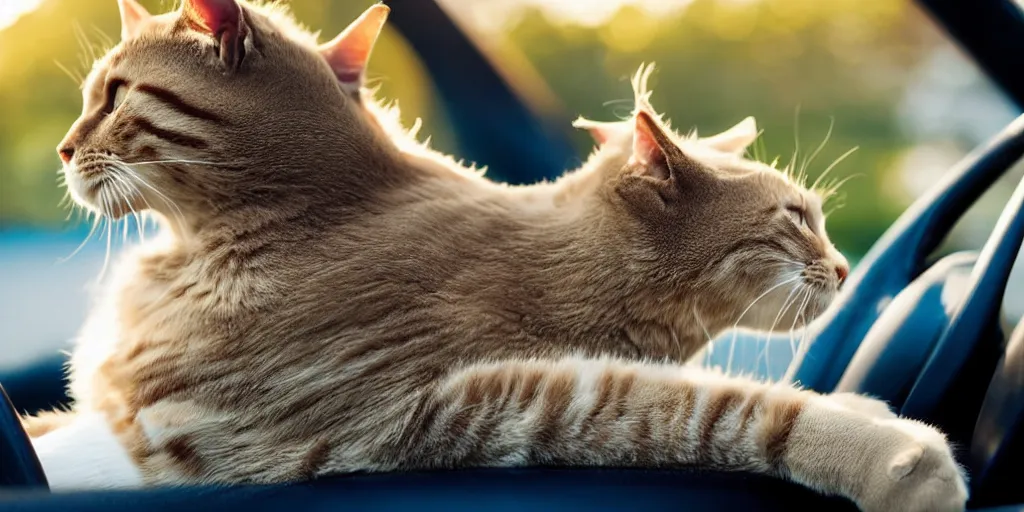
(578, 65, 849, 332)
(57, 0, 389, 232)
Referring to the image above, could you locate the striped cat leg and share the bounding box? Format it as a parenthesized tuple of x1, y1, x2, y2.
(402, 356, 966, 512)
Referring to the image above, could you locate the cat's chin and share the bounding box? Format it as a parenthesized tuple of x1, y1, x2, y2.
(804, 287, 839, 322)
(67, 181, 143, 220)
(66, 173, 141, 221)
(102, 198, 140, 219)
(741, 285, 838, 332)
(782, 287, 837, 329)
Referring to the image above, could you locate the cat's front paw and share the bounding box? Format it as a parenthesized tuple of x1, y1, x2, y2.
(857, 419, 967, 512)
(829, 391, 897, 419)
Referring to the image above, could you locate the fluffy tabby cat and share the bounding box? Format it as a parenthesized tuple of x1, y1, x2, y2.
(26, 1, 968, 510)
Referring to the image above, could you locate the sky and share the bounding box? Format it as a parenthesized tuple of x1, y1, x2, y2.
(0, 0, 44, 31)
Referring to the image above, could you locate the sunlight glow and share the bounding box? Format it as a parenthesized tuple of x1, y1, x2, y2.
(440, 0, 695, 34)
(0, 0, 44, 32)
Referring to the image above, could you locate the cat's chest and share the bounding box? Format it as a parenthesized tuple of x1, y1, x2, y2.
(70, 249, 250, 403)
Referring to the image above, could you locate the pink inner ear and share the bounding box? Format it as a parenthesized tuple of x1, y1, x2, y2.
(184, 0, 241, 35)
(118, 0, 151, 41)
(631, 112, 664, 166)
(319, 4, 389, 87)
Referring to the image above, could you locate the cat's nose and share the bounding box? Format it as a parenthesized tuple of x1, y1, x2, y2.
(58, 144, 75, 165)
(835, 263, 849, 285)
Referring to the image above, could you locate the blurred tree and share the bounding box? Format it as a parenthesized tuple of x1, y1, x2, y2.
(494, 0, 942, 258)
(0, 0, 983, 260)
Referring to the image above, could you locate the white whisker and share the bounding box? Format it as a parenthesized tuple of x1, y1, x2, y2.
(781, 288, 815, 383)
(97, 185, 114, 282)
(693, 303, 715, 367)
(127, 159, 219, 166)
(812, 146, 859, 193)
(800, 116, 834, 183)
(59, 210, 101, 263)
(785, 287, 811, 356)
(759, 282, 804, 376)
(726, 272, 802, 375)
(789, 104, 802, 185)
(111, 161, 187, 229)
(107, 170, 146, 243)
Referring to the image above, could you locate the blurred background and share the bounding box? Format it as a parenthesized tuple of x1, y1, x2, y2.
(1, 0, 1022, 372)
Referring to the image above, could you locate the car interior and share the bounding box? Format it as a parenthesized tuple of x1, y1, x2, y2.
(1, 0, 1023, 510)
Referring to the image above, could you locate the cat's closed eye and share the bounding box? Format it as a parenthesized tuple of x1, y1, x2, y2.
(104, 79, 127, 116)
(785, 204, 808, 230)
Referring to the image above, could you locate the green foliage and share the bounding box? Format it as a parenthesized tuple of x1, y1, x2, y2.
(0, 0, 960, 259)
(496, 0, 941, 258)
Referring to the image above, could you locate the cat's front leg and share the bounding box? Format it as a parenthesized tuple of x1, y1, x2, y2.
(827, 391, 898, 419)
(791, 396, 967, 511)
(396, 356, 966, 512)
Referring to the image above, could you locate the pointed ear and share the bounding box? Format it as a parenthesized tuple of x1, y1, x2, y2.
(181, 0, 249, 70)
(572, 117, 630, 145)
(319, 3, 390, 95)
(631, 111, 672, 178)
(630, 110, 696, 181)
(700, 116, 758, 155)
(118, 0, 151, 41)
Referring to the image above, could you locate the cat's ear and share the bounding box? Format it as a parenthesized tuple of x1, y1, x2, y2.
(118, 0, 151, 41)
(181, 0, 249, 70)
(319, 3, 390, 95)
(700, 116, 758, 155)
(572, 117, 631, 145)
(631, 110, 683, 180)
(632, 111, 665, 167)
(630, 110, 700, 182)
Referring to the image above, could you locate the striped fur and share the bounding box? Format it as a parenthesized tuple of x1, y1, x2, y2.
(28, 1, 967, 510)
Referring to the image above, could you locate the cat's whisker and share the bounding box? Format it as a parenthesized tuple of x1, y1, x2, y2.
(800, 117, 834, 185)
(692, 303, 715, 367)
(112, 161, 188, 229)
(768, 284, 803, 336)
(787, 104, 803, 185)
(817, 171, 863, 204)
(788, 286, 812, 354)
(811, 146, 859, 194)
(88, 24, 114, 52)
(782, 292, 815, 383)
(769, 258, 806, 268)
(729, 272, 802, 330)
(792, 288, 814, 348)
(54, 60, 85, 88)
(774, 287, 804, 382)
(126, 159, 222, 166)
(726, 272, 803, 375)
(753, 131, 770, 165)
(59, 209, 103, 264)
(601, 98, 635, 108)
(759, 282, 804, 373)
(105, 175, 130, 244)
(93, 185, 115, 282)
(110, 172, 146, 244)
(109, 170, 147, 241)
